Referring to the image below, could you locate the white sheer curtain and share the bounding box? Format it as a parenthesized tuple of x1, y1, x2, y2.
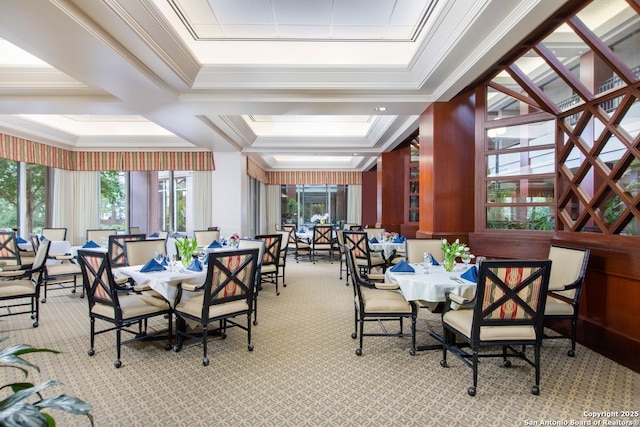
(258, 181, 267, 234)
(191, 171, 213, 230)
(52, 170, 99, 245)
(347, 184, 362, 224)
(265, 184, 281, 234)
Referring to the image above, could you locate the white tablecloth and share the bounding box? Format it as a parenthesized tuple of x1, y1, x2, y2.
(370, 241, 405, 259)
(116, 265, 206, 305)
(385, 263, 476, 303)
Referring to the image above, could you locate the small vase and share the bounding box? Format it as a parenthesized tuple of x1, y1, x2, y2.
(181, 255, 192, 268)
(443, 257, 456, 272)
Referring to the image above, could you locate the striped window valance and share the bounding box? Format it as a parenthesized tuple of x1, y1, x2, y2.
(267, 170, 361, 185)
(1, 134, 72, 169)
(1, 133, 215, 171)
(247, 158, 268, 183)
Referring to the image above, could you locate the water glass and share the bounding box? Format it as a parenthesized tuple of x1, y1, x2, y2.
(197, 250, 207, 264)
(423, 252, 432, 273)
(154, 251, 164, 264)
(461, 256, 471, 269)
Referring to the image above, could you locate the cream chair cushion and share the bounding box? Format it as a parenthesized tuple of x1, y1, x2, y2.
(544, 297, 574, 315)
(0, 279, 35, 297)
(92, 294, 169, 319)
(548, 246, 585, 292)
(443, 309, 536, 341)
(176, 296, 249, 319)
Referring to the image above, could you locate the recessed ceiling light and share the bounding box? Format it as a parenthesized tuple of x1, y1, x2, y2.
(374, 106, 387, 112)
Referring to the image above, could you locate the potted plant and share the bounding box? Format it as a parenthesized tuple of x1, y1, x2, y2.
(0, 336, 93, 426)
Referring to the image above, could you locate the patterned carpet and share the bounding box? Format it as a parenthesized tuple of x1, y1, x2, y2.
(2, 258, 638, 426)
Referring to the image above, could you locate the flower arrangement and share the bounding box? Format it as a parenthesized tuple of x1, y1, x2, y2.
(441, 238, 473, 272)
(176, 237, 198, 267)
(228, 233, 239, 247)
(310, 213, 329, 224)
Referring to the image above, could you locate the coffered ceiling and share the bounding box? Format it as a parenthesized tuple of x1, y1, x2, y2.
(0, 0, 572, 171)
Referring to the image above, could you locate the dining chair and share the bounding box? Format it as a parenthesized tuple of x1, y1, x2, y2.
(342, 231, 386, 282)
(335, 228, 348, 283)
(282, 224, 298, 260)
(311, 224, 334, 263)
(128, 226, 141, 234)
(254, 233, 282, 296)
(172, 248, 259, 366)
(344, 245, 417, 356)
(77, 249, 172, 368)
(275, 229, 290, 288)
(440, 259, 552, 396)
(0, 239, 49, 327)
(0, 231, 23, 268)
(107, 233, 146, 269)
(124, 239, 166, 266)
(364, 228, 385, 240)
(86, 228, 117, 246)
(42, 227, 67, 241)
(238, 239, 265, 326)
(544, 245, 590, 357)
(193, 230, 221, 247)
(41, 238, 84, 303)
(405, 238, 444, 263)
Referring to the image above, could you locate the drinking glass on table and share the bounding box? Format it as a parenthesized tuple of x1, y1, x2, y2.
(168, 254, 177, 272)
(461, 254, 471, 269)
(197, 250, 207, 265)
(423, 252, 432, 274)
(154, 251, 164, 265)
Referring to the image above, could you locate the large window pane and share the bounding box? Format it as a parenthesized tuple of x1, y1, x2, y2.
(280, 184, 347, 227)
(26, 163, 46, 234)
(100, 171, 127, 232)
(487, 149, 555, 176)
(0, 158, 18, 230)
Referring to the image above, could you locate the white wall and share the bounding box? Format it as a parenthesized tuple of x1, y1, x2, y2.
(211, 152, 249, 239)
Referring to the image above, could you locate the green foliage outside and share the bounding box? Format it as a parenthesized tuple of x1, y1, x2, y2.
(0, 160, 45, 233)
(100, 171, 126, 232)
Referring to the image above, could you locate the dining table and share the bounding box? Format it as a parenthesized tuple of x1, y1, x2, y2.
(369, 241, 405, 259)
(116, 264, 206, 306)
(385, 262, 477, 351)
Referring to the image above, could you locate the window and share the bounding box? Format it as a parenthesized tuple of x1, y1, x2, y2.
(280, 185, 347, 227)
(100, 171, 127, 232)
(156, 171, 191, 233)
(0, 160, 47, 235)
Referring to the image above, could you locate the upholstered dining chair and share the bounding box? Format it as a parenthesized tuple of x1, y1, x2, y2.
(172, 248, 259, 366)
(342, 231, 387, 282)
(405, 238, 444, 263)
(544, 245, 590, 357)
(440, 259, 552, 396)
(124, 239, 166, 266)
(0, 239, 50, 327)
(41, 227, 67, 241)
(41, 240, 83, 303)
(254, 233, 282, 296)
(364, 228, 385, 240)
(344, 245, 417, 356)
(193, 230, 221, 247)
(86, 228, 117, 246)
(335, 228, 348, 283)
(0, 231, 23, 268)
(77, 249, 172, 368)
(128, 226, 141, 234)
(281, 224, 297, 258)
(275, 229, 290, 288)
(283, 224, 311, 262)
(311, 224, 334, 263)
(238, 239, 265, 326)
(107, 233, 146, 269)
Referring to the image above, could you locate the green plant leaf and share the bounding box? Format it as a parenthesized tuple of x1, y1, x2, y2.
(36, 394, 93, 415)
(0, 402, 49, 427)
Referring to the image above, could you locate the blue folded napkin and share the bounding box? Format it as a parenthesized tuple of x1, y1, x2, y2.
(140, 258, 165, 273)
(208, 240, 222, 248)
(389, 259, 415, 273)
(83, 240, 100, 248)
(149, 232, 159, 238)
(186, 258, 203, 272)
(393, 236, 405, 243)
(460, 266, 478, 283)
(369, 237, 378, 243)
(16, 236, 27, 244)
(430, 254, 440, 266)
